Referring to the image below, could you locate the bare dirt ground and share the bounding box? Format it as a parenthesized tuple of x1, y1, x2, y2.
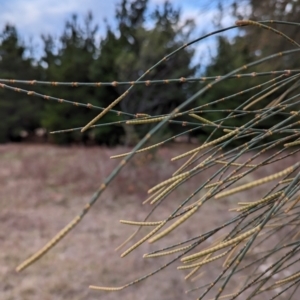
(0, 144, 297, 300)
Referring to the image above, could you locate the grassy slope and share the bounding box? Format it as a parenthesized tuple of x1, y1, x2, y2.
(1, 144, 294, 300)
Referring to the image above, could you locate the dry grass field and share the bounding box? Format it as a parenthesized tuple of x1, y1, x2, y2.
(1, 144, 298, 300)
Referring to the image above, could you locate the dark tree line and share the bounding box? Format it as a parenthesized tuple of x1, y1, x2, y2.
(1, 0, 299, 145)
(0, 0, 198, 145)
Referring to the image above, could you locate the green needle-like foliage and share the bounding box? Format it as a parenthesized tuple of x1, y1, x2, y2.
(4, 18, 300, 300)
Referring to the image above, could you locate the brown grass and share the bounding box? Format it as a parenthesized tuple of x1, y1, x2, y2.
(1, 143, 297, 300)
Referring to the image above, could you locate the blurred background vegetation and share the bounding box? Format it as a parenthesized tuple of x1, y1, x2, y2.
(0, 0, 299, 145)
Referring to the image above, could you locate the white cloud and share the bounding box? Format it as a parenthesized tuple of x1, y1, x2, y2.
(0, 0, 117, 38)
(0, 0, 241, 65)
(0, 0, 117, 58)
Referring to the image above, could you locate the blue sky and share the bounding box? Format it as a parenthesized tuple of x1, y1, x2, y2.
(0, 0, 230, 36)
(0, 0, 247, 66)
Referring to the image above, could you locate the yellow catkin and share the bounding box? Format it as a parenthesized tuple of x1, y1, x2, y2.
(81, 91, 128, 132)
(228, 207, 239, 212)
(237, 191, 282, 206)
(178, 250, 229, 270)
(184, 154, 214, 175)
(148, 172, 189, 194)
(110, 141, 164, 159)
(189, 113, 216, 125)
(126, 116, 167, 124)
(120, 221, 166, 257)
(149, 206, 199, 243)
(120, 220, 162, 226)
(243, 83, 288, 110)
(185, 267, 202, 281)
(150, 178, 185, 204)
(215, 165, 295, 199)
(136, 113, 151, 118)
(183, 188, 214, 211)
(284, 140, 300, 147)
(215, 160, 256, 168)
(181, 226, 260, 263)
(279, 178, 294, 184)
(16, 215, 81, 272)
(275, 271, 300, 286)
(142, 187, 164, 204)
(152, 154, 215, 194)
(89, 285, 124, 291)
(185, 234, 227, 280)
(143, 244, 192, 258)
(171, 129, 239, 161)
(189, 233, 229, 264)
(172, 151, 199, 176)
(235, 191, 283, 212)
(205, 171, 247, 188)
